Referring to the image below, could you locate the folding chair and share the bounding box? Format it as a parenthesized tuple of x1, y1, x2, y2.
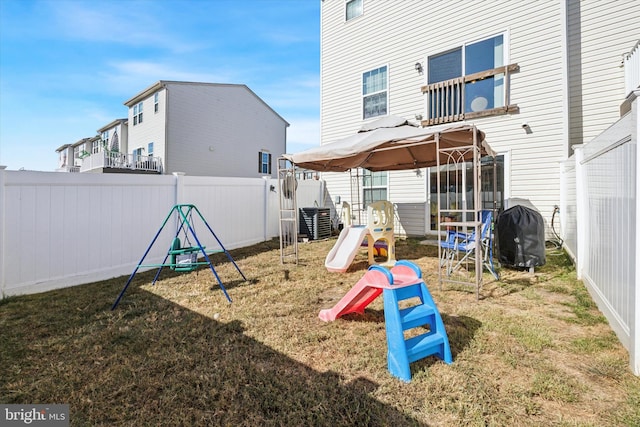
(440, 210, 499, 280)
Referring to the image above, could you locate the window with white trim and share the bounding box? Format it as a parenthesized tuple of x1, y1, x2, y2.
(148, 142, 154, 157)
(362, 65, 388, 119)
(362, 170, 387, 207)
(92, 139, 100, 154)
(133, 147, 143, 162)
(345, 0, 362, 21)
(133, 102, 143, 125)
(154, 93, 159, 113)
(258, 151, 272, 174)
(100, 130, 109, 152)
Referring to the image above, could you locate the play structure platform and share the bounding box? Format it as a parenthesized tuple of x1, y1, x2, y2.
(319, 260, 452, 381)
(325, 200, 396, 273)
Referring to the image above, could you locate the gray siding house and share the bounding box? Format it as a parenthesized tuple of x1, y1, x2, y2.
(124, 81, 289, 178)
(59, 81, 289, 178)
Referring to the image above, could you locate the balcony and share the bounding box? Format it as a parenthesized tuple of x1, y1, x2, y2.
(420, 63, 519, 126)
(80, 151, 163, 174)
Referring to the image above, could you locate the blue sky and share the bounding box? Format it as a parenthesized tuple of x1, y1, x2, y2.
(0, 0, 320, 171)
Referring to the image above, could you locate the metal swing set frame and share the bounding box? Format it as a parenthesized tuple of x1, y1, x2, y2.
(111, 204, 246, 310)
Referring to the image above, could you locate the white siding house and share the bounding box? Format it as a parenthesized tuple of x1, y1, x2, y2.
(123, 81, 289, 178)
(318, 0, 639, 237)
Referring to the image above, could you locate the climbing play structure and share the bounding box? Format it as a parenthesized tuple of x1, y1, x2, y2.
(324, 200, 396, 272)
(111, 204, 247, 310)
(319, 260, 452, 382)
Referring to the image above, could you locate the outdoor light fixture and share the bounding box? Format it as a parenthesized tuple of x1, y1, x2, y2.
(414, 62, 423, 74)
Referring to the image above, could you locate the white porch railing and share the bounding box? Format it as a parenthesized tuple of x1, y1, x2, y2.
(80, 151, 163, 173)
(624, 40, 640, 97)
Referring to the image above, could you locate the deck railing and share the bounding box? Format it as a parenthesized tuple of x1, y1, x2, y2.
(624, 40, 640, 97)
(80, 151, 162, 173)
(421, 64, 519, 126)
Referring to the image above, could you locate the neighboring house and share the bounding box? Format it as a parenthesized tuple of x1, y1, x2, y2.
(57, 81, 288, 178)
(122, 81, 289, 178)
(318, 0, 639, 237)
(55, 136, 99, 173)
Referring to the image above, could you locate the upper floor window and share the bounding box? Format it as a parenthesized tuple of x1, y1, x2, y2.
(154, 93, 159, 113)
(362, 65, 388, 120)
(100, 130, 109, 150)
(423, 33, 519, 125)
(345, 0, 363, 21)
(133, 102, 143, 125)
(362, 170, 387, 207)
(92, 139, 101, 154)
(258, 151, 272, 174)
(148, 142, 154, 157)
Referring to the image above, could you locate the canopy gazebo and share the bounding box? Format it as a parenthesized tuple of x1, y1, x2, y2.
(279, 115, 497, 296)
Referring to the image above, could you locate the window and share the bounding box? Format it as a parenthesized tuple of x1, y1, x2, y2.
(424, 33, 517, 124)
(345, 0, 363, 21)
(133, 102, 143, 125)
(133, 147, 143, 162)
(362, 65, 388, 119)
(92, 139, 100, 154)
(259, 151, 271, 174)
(148, 142, 154, 157)
(154, 93, 159, 113)
(100, 130, 109, 152)
(362, 170, 387, 207)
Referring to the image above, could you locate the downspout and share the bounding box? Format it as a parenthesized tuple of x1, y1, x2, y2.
(0, 166, 6, 296)
(560, 2, 571, 156)
(163, 83, 169, 174)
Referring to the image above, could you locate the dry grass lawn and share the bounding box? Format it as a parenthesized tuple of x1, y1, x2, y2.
(1, 237, 639, 426)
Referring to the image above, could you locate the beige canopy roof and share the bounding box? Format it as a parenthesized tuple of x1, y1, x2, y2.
(283, 116, 495, 172)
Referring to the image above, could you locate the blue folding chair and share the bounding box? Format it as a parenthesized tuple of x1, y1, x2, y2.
(440, 210, 499, 280)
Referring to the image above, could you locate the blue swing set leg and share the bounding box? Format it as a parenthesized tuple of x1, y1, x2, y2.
(111, 204, 245, 310)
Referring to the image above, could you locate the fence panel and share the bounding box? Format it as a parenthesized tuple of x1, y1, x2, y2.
(567, 104, 638, 375)
(0, 171, 323, 297)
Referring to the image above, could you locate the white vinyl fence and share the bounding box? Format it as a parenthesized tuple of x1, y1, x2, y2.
(560, 92, 640, 375)
(0, 169, 324, 297)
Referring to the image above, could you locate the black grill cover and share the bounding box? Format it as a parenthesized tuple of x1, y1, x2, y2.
(497, 205, 546, 268)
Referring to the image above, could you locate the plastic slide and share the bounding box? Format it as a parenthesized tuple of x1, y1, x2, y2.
(318, 267, 386, 321)
(325, 226, 370, 273)
(318, 261, 423, 322)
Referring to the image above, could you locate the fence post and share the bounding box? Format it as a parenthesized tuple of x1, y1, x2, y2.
(263, 176, 270, 242)
(573, 144, 586, 280)
(633, 92, 640, 375)
(0, 166, 6, 296)
(173, 172, 185, 206)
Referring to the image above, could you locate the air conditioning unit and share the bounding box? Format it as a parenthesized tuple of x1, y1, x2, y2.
(299, 207, 331, 240)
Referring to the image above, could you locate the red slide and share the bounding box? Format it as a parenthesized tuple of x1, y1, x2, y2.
(318, 267, 392, 322)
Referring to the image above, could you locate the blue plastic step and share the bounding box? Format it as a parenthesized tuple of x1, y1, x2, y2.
(398, 304, 435, 330)
(405, 331, 446, 363)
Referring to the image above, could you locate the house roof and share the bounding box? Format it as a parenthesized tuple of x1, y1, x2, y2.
(283, 116, 495, 172)
(97, 118, 128, 133)
(123, 81, 290, 126)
